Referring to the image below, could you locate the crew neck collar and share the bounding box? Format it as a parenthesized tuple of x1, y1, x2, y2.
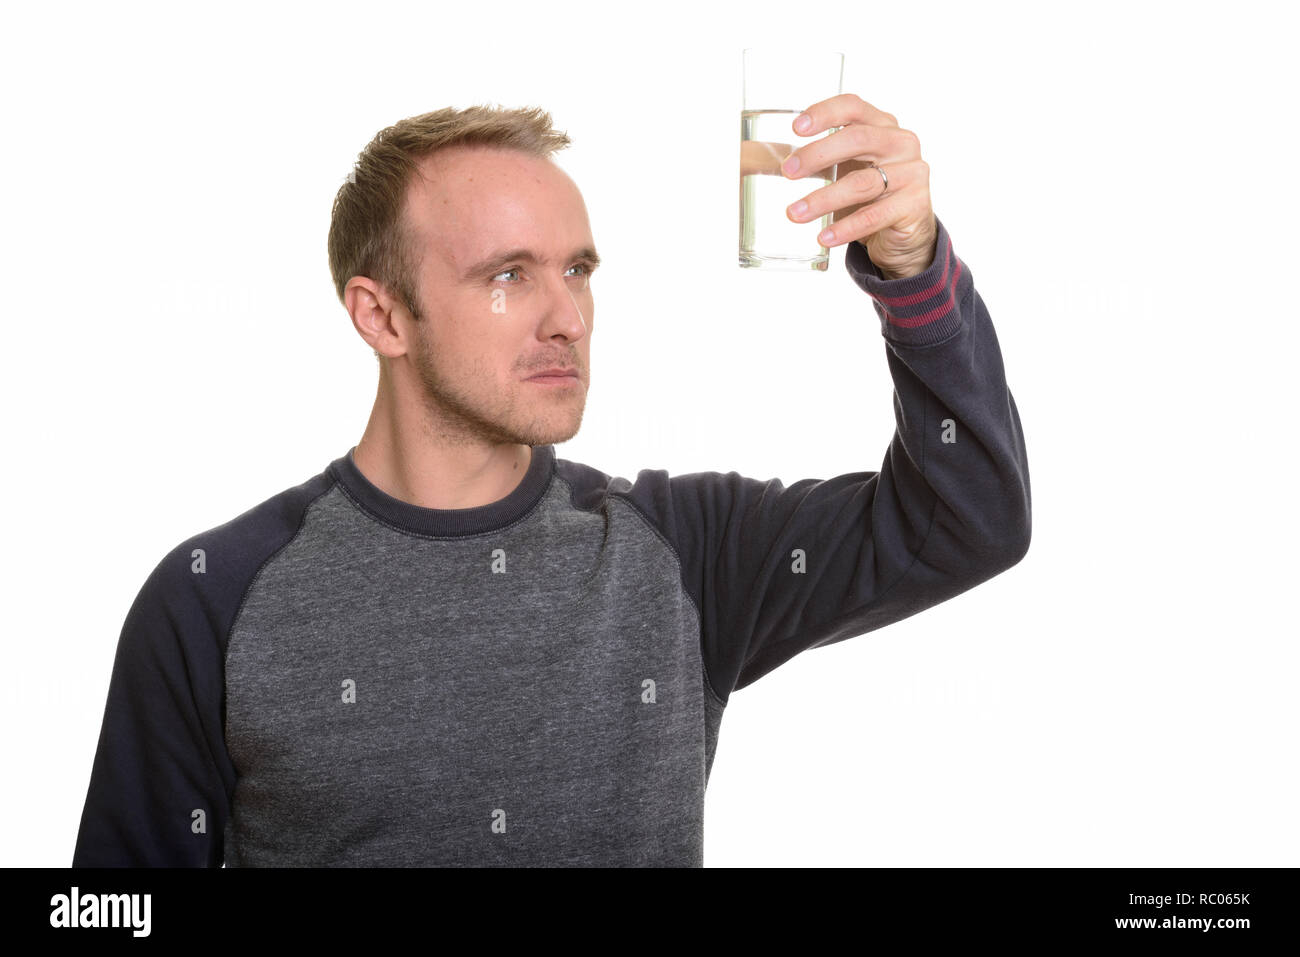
(328, 444, 555, 537)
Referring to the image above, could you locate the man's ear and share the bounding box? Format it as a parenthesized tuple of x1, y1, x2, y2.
(346, 276, 408, 360)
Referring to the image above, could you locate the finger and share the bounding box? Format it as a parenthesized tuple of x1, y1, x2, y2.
(783, 123, 919, 180)
(786, 159, 921, 226)
(818, 188, 918, 247)
(795, 92, 897, 135)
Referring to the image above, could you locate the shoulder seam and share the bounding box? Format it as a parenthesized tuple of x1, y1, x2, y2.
(225, 475, 341, 664)
(602, 494, 729, 707)
(553, 469, 728, 707)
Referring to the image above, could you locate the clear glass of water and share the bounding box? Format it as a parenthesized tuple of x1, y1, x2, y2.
(740, 48, 845, 271)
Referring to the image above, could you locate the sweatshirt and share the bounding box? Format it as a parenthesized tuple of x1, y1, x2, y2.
(72, 214, 1031, 867)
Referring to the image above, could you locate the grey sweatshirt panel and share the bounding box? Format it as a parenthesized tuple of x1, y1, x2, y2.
(223, 469, 713, 867)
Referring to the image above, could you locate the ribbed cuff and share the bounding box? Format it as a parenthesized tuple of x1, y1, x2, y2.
(843, 213, 969, 347)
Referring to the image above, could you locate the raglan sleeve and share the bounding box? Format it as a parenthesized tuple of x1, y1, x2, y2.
(72, 540, 236, 867)
(626, 213, 1031, 705)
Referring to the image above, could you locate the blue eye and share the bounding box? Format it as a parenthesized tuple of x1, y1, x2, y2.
(491, 263, 595, 283)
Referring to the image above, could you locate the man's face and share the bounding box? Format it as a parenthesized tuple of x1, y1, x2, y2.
(398, 145, 597, 449)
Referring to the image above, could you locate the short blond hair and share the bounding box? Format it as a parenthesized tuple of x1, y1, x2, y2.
(327, 104, 572, 321)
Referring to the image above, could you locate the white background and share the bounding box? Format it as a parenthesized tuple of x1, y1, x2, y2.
(3, 0, 1295, 867)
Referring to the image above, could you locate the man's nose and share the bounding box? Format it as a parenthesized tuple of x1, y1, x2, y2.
(541, 272, 589, 338)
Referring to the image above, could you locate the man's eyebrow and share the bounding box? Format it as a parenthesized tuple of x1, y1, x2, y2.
(461, 247, 602, 281)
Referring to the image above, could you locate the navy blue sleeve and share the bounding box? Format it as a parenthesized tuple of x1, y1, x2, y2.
(618, 214, 1031, 704)
(72, 539, 237, 866)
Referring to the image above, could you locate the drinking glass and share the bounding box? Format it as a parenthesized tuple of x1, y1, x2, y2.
(740, 48, 845, 271)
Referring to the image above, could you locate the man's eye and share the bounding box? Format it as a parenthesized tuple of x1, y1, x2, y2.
(491, 264, 594, 284)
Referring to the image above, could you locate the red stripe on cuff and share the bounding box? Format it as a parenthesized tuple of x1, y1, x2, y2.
(873, 236, 963, 329)
(873, 235, 955, 307)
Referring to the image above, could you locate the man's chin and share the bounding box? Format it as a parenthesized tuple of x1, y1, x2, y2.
(519, 411, 584, 448)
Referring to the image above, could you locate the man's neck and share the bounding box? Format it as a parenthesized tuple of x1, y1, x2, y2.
(351, 431, 533, 511)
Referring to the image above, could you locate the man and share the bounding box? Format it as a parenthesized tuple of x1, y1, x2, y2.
(73, 98, 1030, 867)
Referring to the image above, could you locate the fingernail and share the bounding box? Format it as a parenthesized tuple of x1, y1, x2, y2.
(782, 154, 800, 175)
(795, 113, 812, 132)
(788, 200, 808, 219)
(818, 228, 835, 244)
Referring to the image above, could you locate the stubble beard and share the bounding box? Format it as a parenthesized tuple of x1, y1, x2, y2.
(409, 321, 585, 450)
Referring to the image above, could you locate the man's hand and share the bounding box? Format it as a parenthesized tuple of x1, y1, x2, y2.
(779, 94, 937, 280)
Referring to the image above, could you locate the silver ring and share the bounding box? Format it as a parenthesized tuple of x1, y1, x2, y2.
(864, 160, 888, 194)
